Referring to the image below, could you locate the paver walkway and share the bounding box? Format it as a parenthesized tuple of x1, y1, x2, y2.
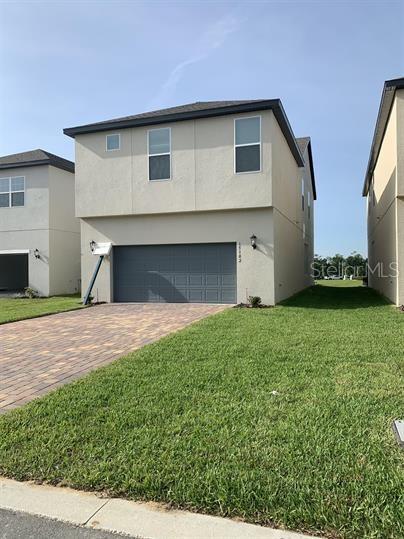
(0, 303, 227, 413)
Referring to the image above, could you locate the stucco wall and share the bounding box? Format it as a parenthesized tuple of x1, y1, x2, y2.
(0, 164, 79, 296)
(397, 90, 404, 197)
(80, 208, 275, 305)
(0, 230, 50, 295)
(396, 197, 404, 305)
(396, 91, 404, 305)
(48, 166, 80, 294)
(0, 165, 49, 233)
(0, 165, 50, 295)
(367, 97, 398, 303)
(271, 127, 313, 302)
(74, 111, 275, 218)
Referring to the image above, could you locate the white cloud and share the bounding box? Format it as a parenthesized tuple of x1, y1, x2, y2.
(148, 14, 241, 109)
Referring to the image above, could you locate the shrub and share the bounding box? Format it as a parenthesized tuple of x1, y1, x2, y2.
(248, 295, 262, 308)
(24, 287, 39, 299)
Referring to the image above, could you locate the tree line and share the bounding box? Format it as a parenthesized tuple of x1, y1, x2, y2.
(313, 252, 367, 279)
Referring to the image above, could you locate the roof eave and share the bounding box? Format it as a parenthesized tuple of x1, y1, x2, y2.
(362, 77, 404, 196)
(64, 100, 305, 167)
(306, 140, 317, 200)
(0, 159, 74, 174)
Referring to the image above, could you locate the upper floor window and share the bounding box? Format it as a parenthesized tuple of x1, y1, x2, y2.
(307, 191, 311, 219)
(0, 176, 25, 208)
(234, 116, 261, 173)
(106, 133, 120, 151)
(148, 127, 171, 181)
(301, 178, 305, 211)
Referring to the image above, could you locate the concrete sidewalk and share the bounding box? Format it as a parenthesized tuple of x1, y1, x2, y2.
(0, 478, 319, 539)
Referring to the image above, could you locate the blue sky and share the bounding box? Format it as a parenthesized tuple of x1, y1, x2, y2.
(1, 1, 403, 257)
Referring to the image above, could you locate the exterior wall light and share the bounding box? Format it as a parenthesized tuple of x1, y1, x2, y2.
(250, 234, 257, 249)
(34, 248, 40, 259)
(90, 240, 96, 252)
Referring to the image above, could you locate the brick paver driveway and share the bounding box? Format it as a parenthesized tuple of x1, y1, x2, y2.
(0, 303, 228, 413)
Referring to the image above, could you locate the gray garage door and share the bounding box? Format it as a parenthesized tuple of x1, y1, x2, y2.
(113, 243, 236, 303)
(0, 254, 28, 291)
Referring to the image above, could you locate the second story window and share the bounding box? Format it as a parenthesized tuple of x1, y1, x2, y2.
(235, 116, 261, 173)
(106, 133, 120, 151)
(0, 176, 25, 208)
(307, 191, 311, 220)
(148, 127, 171, 181)
(301, 178, 305, 211)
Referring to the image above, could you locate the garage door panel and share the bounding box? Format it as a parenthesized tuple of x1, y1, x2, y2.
(222, 274, 236, 286)
(113, 243, 236, 304)
(190, 274, 203, 286)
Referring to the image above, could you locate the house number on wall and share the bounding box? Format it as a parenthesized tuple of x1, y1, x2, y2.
(238, 242, 242, 263)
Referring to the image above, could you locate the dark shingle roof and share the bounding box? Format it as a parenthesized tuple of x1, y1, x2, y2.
(0, 149, 74, 173)
(363, 77, 404, 196)
(75, 100, 265, 128)
(296, 137, 316, 200)
(64, 99, 305, 167)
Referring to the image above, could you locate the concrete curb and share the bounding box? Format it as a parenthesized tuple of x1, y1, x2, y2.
(0, 478, 320, 539)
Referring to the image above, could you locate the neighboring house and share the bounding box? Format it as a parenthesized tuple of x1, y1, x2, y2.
(363, 77, 404, 305)
(0, 150, 80, 296)
(64, 100, 316, 305)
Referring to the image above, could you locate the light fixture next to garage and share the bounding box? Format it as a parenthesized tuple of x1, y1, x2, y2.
(250, 234, 257, 250)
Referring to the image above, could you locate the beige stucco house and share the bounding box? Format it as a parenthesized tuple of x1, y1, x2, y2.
(64, 100, 316, 305)
(0, 150, 80, 296)
(363, 78, 404, 305)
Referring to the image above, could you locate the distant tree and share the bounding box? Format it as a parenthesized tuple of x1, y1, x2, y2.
(345, 251, 367, 277)
(327, 254, 345, 277)
(312, 252, 367, 279)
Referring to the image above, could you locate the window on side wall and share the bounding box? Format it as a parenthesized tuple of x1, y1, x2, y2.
(148, 128, 171, 181)
(307, 191, 311, 220)
(106, 133, 120, 151)
(0, 176, 25, 208)
(235, 116, 261, 173)
(301, 178, 305, 211)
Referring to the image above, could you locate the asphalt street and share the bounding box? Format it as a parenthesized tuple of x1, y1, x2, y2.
(0, 508, 136, 539)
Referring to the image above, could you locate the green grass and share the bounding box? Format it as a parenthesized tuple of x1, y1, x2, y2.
(0, 295, 84, 324)
(0, 283, 403, 538)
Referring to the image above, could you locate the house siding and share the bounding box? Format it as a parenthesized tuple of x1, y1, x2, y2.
(80, 208, 275, 305)
(0, 163, 80, 296)
(367, 97, 399, 304)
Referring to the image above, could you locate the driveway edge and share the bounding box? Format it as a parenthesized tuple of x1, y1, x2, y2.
(0, 477, 319, 539)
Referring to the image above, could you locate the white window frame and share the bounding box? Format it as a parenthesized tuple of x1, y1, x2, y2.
(0, 176, 25, 208)
(106, 133, 121, 152)
(234, 115, 262, 175)
(147, 127, 171, 182)
(307, 191, 311, 220)
(301, 178, 305, 211)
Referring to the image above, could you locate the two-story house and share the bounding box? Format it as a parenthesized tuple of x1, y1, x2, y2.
(363, 78, 404, 305)
(0, 149, 80, 296)
(64, 100, 316, 305)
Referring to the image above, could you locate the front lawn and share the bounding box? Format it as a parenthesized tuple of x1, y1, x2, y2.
(0, 283, 403, 538)
(0, 295, 84, 324)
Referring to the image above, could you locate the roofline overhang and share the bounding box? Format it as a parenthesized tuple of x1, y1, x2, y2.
(306, 140, 317, 200)
(63, 99, 305, 167)
(362, 77, 404, 196)
(0, 159, 74, 174)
